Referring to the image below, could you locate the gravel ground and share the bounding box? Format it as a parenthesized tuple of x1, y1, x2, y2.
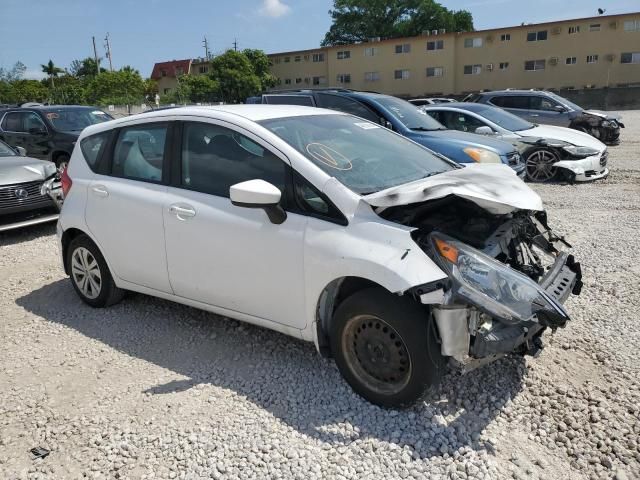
(1, 112, 639, 480)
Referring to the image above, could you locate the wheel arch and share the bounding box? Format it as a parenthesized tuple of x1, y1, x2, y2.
(61, 227, 87, 274)
(51, 150, 71, 166)
(314, 276, 392, 358)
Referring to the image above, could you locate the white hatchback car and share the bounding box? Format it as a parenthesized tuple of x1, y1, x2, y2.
(57, 105, 582, 407)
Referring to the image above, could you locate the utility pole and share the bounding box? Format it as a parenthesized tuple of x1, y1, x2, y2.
(202, 36, 211, 60)
(104, 33, 113, 71)
(233, 38, 238, 52)
(92, 36, 100, 74)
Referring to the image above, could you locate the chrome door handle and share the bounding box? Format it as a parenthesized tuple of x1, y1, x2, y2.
(169, 204, 196, 219)
(530, 114, 539, 117)
(91, 185, 109, 197)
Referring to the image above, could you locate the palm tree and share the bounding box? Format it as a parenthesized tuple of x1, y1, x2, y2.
(41, 59, 63, 88)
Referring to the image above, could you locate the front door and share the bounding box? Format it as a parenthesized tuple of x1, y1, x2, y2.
(163, 120, 307, 329)
(85, 121, 172, 293)
(527, 96, 569, 126)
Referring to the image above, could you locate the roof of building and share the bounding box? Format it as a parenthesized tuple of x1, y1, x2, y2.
(150, 59, 192, 79)
(267, 11, 640, 57)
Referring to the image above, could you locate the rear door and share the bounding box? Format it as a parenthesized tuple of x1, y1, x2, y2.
(0, 111, 28, 154)
(84, 120, 172, 293)
(488, 95, 532, 121)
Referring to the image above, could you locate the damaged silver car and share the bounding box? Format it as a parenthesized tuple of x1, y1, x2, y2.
(0, 139, 62, 232)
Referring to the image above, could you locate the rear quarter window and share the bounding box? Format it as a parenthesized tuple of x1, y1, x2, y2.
(80, 131, 110, 170)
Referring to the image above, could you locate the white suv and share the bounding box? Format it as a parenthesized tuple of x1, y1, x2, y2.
(58, 105, 582, 407)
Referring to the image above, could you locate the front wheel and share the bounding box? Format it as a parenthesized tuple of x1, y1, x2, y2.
(525, 149, 559, 182)
(330, 287, 445, 408)
(67, 235, 125, 308)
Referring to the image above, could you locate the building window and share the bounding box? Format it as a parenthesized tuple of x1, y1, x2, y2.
(160, 69, 167, 77)
(621, 52, 640, 64)
(284, 78, 291, 85)
(623, 20, 640, 32)
(294, 55, 301, 62)
(589, 23, 601, 32)
(312, 76, 326, 85)
(312, 53, 325, 62)
(395, 44, 410, 54)
(524, 59, 546, 71)
(274, 57, 281, 64)
(394, 69, 410, 79)
(284, 56, 290, 63)
(464, 37, 483, 48)
(586, 54, 599, 64)
(526, 30, 548, 42)
(499, 62, 509, 70)
(163, 88, 170, 94)
(426, 67, 443, 77)
(337, 50, 351, 60)
(566, 56, 577, 65)
(500, 33, 511, 41)
(336, 74, 351, 83)
(198, 65, 208, 74)
(426, 40, 444, 51)
(568, 26, 580, 34)
(364, 71, 380, 82)
(295, 78, 302, 84)
(364, 47, 378, 56)
(463, 64, 482, 75)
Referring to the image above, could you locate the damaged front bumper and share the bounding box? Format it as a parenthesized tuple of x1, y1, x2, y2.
(420, 238, 582, 373)
(554, 151, 609, 182)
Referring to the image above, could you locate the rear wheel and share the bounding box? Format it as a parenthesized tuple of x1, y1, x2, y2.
(330, 287, 444, 408)
(525, 149, 559, 182)
(55, 154, 70, 171)
(67, 235, 125, 308)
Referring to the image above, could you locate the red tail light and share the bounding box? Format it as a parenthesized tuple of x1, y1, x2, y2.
(61, 166, 72, 198)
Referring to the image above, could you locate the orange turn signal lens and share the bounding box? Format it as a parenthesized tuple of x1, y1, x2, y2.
(435, 238, 459, 264)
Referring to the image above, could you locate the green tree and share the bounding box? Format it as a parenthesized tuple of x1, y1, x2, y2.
(86, 68, 145, 105)
(69, 57, 105, 78)
(143, 78, 158, 101)
(321, 0, 474, 46)
(49, 75, 87, 104)
(4, 79, 49, 104)
(176, 74, 220, 104)
(41, 59, 64, 88)
(0, 61, 27, 82)
(209, 50, 261, 103)
(242, 49, 277, 90)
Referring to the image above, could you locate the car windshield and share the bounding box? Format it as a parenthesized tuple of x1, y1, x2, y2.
(375, 96, 446, 131)
(0, 140, 17, 156)
(546, 92, 582, 112)
(44, 108, 112, 131)
(476, 106, 535, 132)
(259, 114, 455, 195)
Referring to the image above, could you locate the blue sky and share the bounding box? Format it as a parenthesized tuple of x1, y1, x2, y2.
(1, 0, 638, 79)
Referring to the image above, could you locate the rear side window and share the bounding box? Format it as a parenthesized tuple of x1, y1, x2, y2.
(181, 122, 287, 198)
(315, 94, 380, 123)
(1, 112, 24, 132)
(490, 96, 530, 110)
(112, 123, 167, 182)
(80, 131, 110, 169)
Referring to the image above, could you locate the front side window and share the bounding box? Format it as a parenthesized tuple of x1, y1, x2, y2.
(112, 124, 167, 182)
(260, 115, 454, 195)
(439, 111, 486, 132)
(44, 108, 111, 131)
(375, 96, 445, 131)
(489, 95, 530, 110)
(181, 122, 286, 197)
(530, 96, 560, 111)
(476, 106, 534, 131)
(23, 112, 47, 132)
(315, 94, 379, 123)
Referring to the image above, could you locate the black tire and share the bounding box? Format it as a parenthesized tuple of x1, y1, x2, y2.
(67, 234, 125, 308)
(55, 154, 70, 171)
(330, 287, 445, 408)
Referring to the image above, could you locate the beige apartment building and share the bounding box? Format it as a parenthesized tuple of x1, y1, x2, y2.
(267, 12, 640, 97)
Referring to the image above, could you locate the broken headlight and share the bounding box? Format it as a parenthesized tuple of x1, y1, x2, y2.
(561, 145, 600, 158)
(429, 232, 569, 325)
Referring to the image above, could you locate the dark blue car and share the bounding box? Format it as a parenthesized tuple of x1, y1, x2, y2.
(255, 89, 524, 176)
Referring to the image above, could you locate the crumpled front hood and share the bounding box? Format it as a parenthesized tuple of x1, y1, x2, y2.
(526, 124, 607, 151)
(364, 164, 543, 215)
(0, 157, 57, 185)
(584, 110, 621, 121)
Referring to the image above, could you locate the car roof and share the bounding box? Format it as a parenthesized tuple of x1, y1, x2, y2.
(424, 102, 492, 112)
(478, 90, 552, 97)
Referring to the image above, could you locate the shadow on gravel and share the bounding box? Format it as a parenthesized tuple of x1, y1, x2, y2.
(17, 279, 526, 460)
(0, 222, 56, 247)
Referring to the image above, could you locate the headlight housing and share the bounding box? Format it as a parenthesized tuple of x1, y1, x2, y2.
(561, 145, 600, 158)
(429, 233, 569, 325)
(463, 147, 502, 164)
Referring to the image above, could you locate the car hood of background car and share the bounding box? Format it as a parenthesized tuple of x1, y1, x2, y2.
(583, 110, 622, 122)
(411, 128, 515, 154)
(522, 124, 606, 151)
(363, 163, 542, 215)
(0, 157, 57, 184)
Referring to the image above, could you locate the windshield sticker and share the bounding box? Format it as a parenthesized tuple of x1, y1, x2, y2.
(389, 106, 404, 118)
(92, 110, 107, 115)
(46, 113, 59, 119)
(306, 143, 352, 171)
(354, 122, 380, 130)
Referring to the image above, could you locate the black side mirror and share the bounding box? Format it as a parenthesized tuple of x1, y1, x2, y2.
(554, 105, 567, 113)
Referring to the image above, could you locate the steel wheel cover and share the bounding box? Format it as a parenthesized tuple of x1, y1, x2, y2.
(526, 150, 558, 182)
(341, 315, 412, 395)
(71, 247, 102, 299)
